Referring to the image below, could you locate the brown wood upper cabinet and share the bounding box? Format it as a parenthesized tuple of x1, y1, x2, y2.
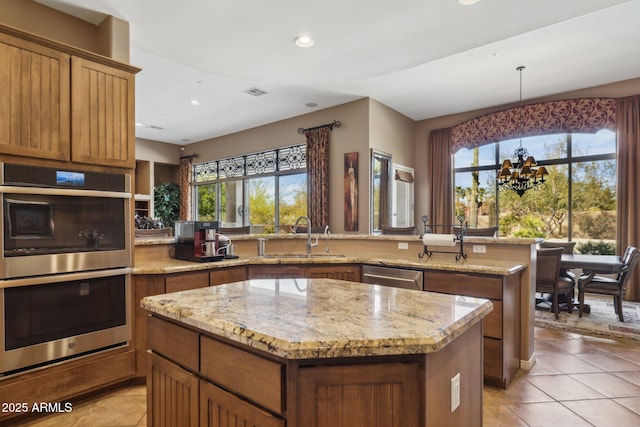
(0, 26, 138, 167)
(71, 57, 135, 168)
(0, 32, 71, 161)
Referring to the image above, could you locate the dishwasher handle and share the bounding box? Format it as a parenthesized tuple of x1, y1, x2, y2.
(362, 266, 423, 290)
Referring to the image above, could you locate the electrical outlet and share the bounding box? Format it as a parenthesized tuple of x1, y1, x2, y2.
(398, 242, 409, 250)
(472, 245, 486, 253)
(451, 373, 460, 412)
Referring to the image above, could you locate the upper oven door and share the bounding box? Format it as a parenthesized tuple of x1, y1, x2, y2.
(0, 164, 132, 279)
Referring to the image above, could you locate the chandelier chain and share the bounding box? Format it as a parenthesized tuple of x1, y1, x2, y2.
(496, 66, 548, 197)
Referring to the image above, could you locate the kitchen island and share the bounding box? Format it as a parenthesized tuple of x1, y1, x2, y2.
(141, 278, 492, 427)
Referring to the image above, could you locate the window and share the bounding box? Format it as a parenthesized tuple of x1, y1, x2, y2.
(371, 150, 391, 233)
(453, 130, 616, 245)
(193, 145, 306, 234)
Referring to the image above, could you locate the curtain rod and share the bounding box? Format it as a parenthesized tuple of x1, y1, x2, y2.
(179, 153, 199, 160)
(297, 120, 341, 134)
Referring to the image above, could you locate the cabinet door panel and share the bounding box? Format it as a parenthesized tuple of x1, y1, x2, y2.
(483, 337, 504, 380)
(200, 336, 283, 414)
(71, 56, 134, 167)
(483, 300, 503, 339)
(148, 352, 199, 427)
(210, 266, 248, 286)
(148, 316, 200, 372)
(200, 380, 284, 427)
(165, 271, 210, 293)
(306, 264, 361, 282)
(0, 33, 70, 160)
(425, 270, 503, 300)
(298, 362, 420, 427)
(248, 265, 305, 279)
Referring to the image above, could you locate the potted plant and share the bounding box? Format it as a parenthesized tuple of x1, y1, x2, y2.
(154, 182, 181, 229)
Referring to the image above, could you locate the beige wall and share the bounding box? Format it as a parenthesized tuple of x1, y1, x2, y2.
(97, 15, 130, 63)
(185, 99, 372, 233)
(182, 98, 417, 234)
(414, 77, 640, 227)
(369, 99, 415, 168)
(136, 138, 182, 165)
(0, 0, 129, 62)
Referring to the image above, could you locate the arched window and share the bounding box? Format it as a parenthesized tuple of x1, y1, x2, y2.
(451, 98, 617, 249)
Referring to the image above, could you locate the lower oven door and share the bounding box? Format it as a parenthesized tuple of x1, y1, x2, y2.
(0, 268, 131, 375)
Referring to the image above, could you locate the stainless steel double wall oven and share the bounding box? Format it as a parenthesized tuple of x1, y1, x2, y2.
(0, 163, 132, 375)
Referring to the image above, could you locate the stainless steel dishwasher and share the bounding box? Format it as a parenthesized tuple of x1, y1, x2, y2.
(361, 265, 424, 290)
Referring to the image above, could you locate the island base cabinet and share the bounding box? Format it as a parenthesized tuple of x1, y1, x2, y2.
(297, 362, 420, 427)
(200, 381, 284, 427)
(147, 352, 199, 427)
(147, 314, 485, 427)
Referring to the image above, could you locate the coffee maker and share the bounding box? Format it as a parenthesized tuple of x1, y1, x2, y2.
(173, 221, 223, 262)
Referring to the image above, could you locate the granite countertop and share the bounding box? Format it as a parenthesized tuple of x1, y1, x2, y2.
(133, 255, 525, 276)
(135, 234, 540, 245)
(141, 278, 493, 359)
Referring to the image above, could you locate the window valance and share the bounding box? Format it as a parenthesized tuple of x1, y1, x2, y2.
(450, 97, 617, 152)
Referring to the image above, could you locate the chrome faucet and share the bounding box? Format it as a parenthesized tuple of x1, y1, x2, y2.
(293, 216, 318, 254)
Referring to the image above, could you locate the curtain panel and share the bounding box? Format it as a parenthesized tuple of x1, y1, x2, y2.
(305, 128, 330, 227)
(427, 128, 453, 228)
(616, 95, 640, 301)
(451, 98, 617, 152)
(179, 157, 192, 221)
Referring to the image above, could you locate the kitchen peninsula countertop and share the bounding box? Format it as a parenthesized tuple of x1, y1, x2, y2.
(141, 278, 492, 359)
(133, 254, 525, 276)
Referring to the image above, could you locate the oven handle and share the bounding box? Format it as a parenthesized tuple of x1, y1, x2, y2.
(0, 185, 131, 199)
(0, 267, 132, 289)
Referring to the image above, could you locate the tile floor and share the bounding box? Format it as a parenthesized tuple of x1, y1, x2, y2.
(9, 327, 640, 426)
(9, 385, 146, 427)
(484, 327, 640, 426)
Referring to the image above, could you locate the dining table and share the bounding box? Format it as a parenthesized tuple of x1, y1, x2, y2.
(560, 254, 624, 274)
(558, 254, 624, 313)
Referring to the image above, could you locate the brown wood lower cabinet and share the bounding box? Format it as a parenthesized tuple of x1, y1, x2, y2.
(297, 362, 420, 427)
(248, 264, 360, 281)
(210, 265, 248, 286)
(0, 348, 135, 424)
(200, 381, 284, 427)
(147, 352, 199, 427)
(147, 315, 484, 427)
(424, 270, 521, 388)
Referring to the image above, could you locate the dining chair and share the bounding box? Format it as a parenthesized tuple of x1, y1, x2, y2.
(536, 247, 574, 319)
(380, 225, 417, 235)
(578, 246, 639, 322)
(539, 240, 578, 293)
(539, 241, 576, 254)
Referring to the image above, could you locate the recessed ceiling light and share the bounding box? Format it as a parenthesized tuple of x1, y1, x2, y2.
(305, 102, 319, 108)
(190, 99, 201, 106)
(294, 35, 314, 48)
(458, 0, 480, 5)
(135, 122, 144, 127)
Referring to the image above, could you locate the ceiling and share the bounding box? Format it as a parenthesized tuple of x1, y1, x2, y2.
(37, 0, 640, 145)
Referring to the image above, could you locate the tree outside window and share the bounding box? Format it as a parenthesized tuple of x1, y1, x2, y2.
(453, 130, 616, 249)
(193, 145, 307, 234)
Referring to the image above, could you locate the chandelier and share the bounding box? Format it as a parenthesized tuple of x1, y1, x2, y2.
(496, 66, 548, 197)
